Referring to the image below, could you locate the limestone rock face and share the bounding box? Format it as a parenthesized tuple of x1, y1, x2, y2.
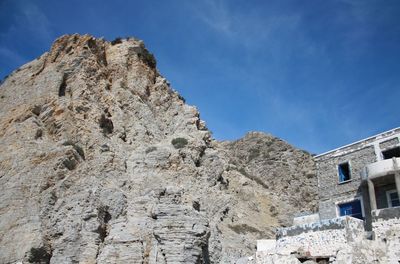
(220, 132, 318, 228)
(0, 34, 317, 263)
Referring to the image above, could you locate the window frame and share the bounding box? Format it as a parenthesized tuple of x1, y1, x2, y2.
(337, 161, 352, 184)
(386, 189, 400, 208)
(335, 197, 365, 220)
(381, 146, 400, 160)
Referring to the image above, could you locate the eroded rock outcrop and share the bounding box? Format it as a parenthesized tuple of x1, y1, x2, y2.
(0, 34, 317, 263)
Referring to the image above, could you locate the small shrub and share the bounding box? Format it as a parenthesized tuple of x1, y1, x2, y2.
(62, 141, 85, 160)
(87, 38, 96, 49)
(269, 205, 278, 216)
(35, 129, 43, 139)
(177, 94, 186, 103)
(138, 49, 156, 68)
(145, 146, 157, 154)
(300, 149, 311, 155)
(120, 79, 128, 89)
(28, 247, 51, 263)
(238, 167, 249, 177)
(111, 37, 123, 45)
(171, 137, 188, 149)
(62, 157, 77, 171)
(0, 74, 9, 85)
(248, 148, 260, 161)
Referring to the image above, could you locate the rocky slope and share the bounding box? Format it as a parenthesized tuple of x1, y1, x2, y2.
(0, 34, 317, 264)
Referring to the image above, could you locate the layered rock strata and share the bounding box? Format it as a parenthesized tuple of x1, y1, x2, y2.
(0, 34, 317, 263)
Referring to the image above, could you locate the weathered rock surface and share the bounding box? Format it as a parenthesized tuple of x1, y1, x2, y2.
(0, 34, 317, 263)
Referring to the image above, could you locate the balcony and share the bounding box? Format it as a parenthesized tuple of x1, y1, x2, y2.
(371, 207, 400, 240)
(372, 206, 400, 221)
(362, 157, 400, 180)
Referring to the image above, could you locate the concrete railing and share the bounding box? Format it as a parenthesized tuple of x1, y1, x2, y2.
(372, 206, 400, 222)
(276, 216, 364, 239)
(371, 207, 400, 241)
(361, 157, 400, 180)
(274, 216, 365, 257)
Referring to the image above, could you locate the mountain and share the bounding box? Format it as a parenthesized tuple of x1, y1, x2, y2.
(0, 34, 317, 263)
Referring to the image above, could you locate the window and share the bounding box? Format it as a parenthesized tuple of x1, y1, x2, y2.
(386, 190, 400, 207)
(382, 146, 400, 160)
(338, 162, 351, 182)
(338, 200, 363, 220)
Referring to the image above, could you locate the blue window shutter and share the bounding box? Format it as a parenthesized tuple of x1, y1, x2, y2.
(339, 200, 363, 219)
(338, 166, 345, 182)
(339, 205, 347, 216)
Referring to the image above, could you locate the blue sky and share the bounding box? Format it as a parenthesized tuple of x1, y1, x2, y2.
(1, 0, 399, 154)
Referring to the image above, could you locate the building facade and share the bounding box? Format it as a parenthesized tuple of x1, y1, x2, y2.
(254, 128, 400, 263)
(315, 127, 400, 229)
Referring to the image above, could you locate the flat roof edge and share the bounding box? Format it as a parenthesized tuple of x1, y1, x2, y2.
(315, 127, 400, 158)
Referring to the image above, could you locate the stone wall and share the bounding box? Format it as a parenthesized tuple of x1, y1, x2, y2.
(254, 214, 400, 263)
(292, 213, 319, 226)
(371, 208, 400, 262)
(275, 216, 364, 257)
(316, 146, 376, 220)
(372, 207, 400, 240)
(379, 137, 399, 150)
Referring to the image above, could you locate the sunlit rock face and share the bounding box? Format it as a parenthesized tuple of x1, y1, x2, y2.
(0, 34, 317, 263)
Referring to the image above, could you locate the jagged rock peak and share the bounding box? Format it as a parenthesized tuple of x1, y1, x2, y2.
(0, 34, 317, 263)
(47, 34, 155, 67)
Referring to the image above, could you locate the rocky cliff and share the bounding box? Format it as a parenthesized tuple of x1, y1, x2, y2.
(0, 34, 317, 264)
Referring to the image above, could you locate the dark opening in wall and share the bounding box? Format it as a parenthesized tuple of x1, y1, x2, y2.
(382, 146, 400, 160)
(338, 199, 363, 220)
(99, 114, 114, 134)
(58, 75, 67, 96)
(97, 207, 112, 242)
(338, 162, 350, 182)
(387, 189, 400, 208)
(192, 201, 200, 212)
(201, 243, 211, 264)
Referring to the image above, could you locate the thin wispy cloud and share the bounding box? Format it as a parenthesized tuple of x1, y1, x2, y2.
(193, 0, 304, 50)
(1, 0, 399, 153)
(193, 0, 234, 36)
(17, 1, 53, 44)
(0, 47, 26, 66)
(0, 0, 53, 76)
